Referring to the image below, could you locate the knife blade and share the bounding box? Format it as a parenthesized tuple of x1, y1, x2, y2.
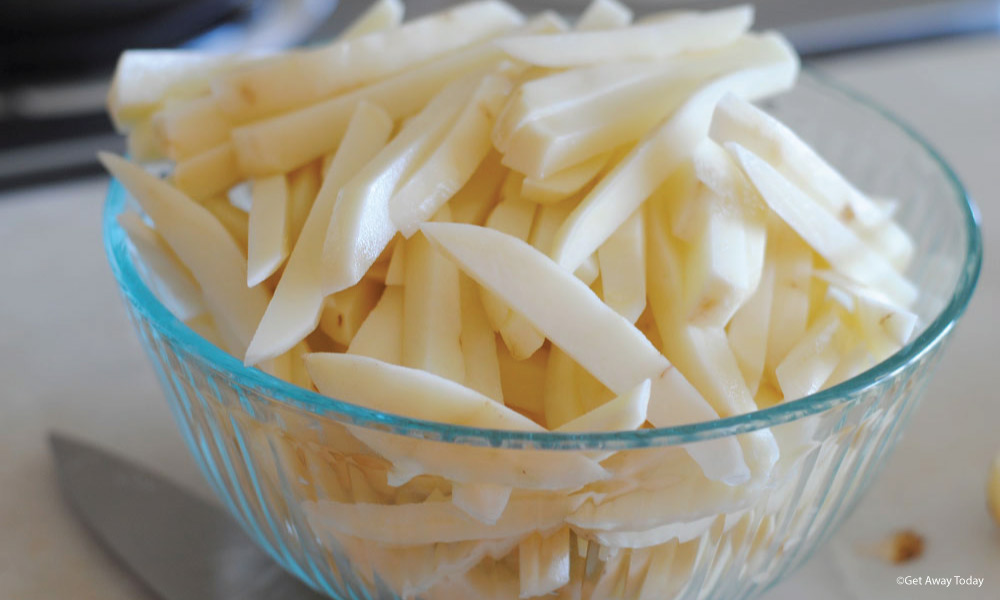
(50, 433, 328, 600)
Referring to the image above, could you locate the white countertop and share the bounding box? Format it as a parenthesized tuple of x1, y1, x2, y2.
(1, 34, 997, 600)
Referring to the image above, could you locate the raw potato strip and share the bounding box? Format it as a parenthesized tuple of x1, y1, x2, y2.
(520, 151, 611, 204)
(519, 526, 571, 598)
(117, 211, 205, 320)
(172, 142, 241, 202)
(598, 209, 646, 323)
(727, 143, 918, 307)
(775, 308, 844, 400)
(402, 210, 465, 383)
(318, 277, 383, 346)
(765, 221, 812, 374)
(530, 197, 577, 255)
(126, 121, 165, 161)
(100, 153, 269, 357)
(246, 175, 289, 287)
(459, 274, 504, 403)
(321, 76, 480, 295)
(202, 197, 249, 253)
(389, 74, 513, 237)
(555, 379, 650, 432)
(337, 0, 405, 41)
(303, 492, 575, 545)
(449, 150, 507, 225)
(453, 482, 512, 525)
(575, 0, 633, 30)
(244, 102, 393, 365)
(213, 1, 523, 124)
(497, 5, 752, 67)
(153, 95, 232, 161)
(384, 240, 406, 286)
(549, 32, 799, 272)
(727, 263, 776, 395)
(710, 93, 886, 227)
(817, 270, 918, 360)
(422, 222, 667, 394)
(543, 347, 585, 430)
(304, 353, 541, 431)
(348, 286, 404, 364)
(496, 343, 548, 417)
(286, 161, 322, 249)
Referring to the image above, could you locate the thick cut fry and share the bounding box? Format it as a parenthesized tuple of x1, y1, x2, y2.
(449, 149, 507, 225)
(497, 6, 752, 67)
(337, 0, 405, 41)
(321, 77, 479, 295)
(520, 526, 571, 598)
(172, 142, 241, 202)
(817, 270, 918, 361)
(153, 95, 232, 160)
(389, 74, 513, 237)
(775, 309, 844, 400)
(549, 33, 798, 272)
(348, 286, 404, 364)
(126, 120, 166, 161)
(556, 379, 649, 432)
(727, 263, 776, 395)
(728, 143, 917, 307)
(319, 277, 383, 347)
(598, 209, 646, 323)
(287, 161, 322, 249)
(245, 102, 393, 365)
(304, 353, 540, 431)
(520, 150, 611, 204)
(247, 175, 289, 287)
(857, 217, 915, 273)
(201, 197, 249, 255)
(459, 274, 504, 403)
(575, 0, 633, 30)
(496, 343, 548, 418)
(100, 153, 269, 357)
(117, 211, 205, 320)
(214, 1, 522, 123)
(529, 196, 577, 255)
(765, 221, 812, 374)
(542, 347, 585, 430)
(384, 239, 406, 286)
(452, 482, 512, 525)
(402, 225, 465, 383)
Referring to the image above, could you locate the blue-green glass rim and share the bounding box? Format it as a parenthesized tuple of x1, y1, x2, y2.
(103, 72, 982, 451)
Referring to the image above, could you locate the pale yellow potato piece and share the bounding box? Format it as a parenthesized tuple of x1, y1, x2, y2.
(305, 353, 540, 431)
(184, 313, 226, 350)
(449, 149, 507, 225)
(321, 76, 479, 295)
(286, 161, 321, 248)
(727, 263, 776, 395)
(519, 526, 571, 598)
(574, 253, 600, 287)
(117, 211, 205, 321)
(711, 93, 886, 227)
(172, 142, 241, 202)
(520, 150, 611, 204)
(817, 270, 918, 361)
(100, 153, 269, 357)
(214, 1, 522, 123)
(244, 102, 393, 365)
(348, 286, 404, 364)
(389, 74, 513, 237)
(202, 196, 249, 254)
(402, 223, 465, 383)
(384, 239, 406, 286)
(555, 379, 649, 432)
(529, 196, 577, 255)
(246, 175, 289, 287)
(541, 348, 585, 430)
(422, 222, 667, 394)
(598, 209, 646, 323)
(318, 277, 383, 347)
(727, 143, 917, 307)
(549, 32, 799, 272)
(775, 308, 844, 400)
(337, 0, 405, 41)
(496, 342, 548, 418)
(765, 220, 813, 374)
(125, 120, 166, 161)
(497, 5, 752, 67)
(856, 216, 915, 273)
(575, 0, 633, 30)
(152, 95, 231, 160)
(452, 482, 512, 525)
(459, 274, 504, 403)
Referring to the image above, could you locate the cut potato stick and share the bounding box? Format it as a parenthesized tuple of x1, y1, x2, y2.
(727, 143, 917, 307)
(857, 217, 915, 273)
(529, 196, 577, 255)
(459, 274, 504, 403)
(125, 120, 165, 161)
(598, 209, 646, 323)
(100, 153, 269, 357)
(337, 0, 405, 41)
(172, 142, 241, 202)
(245, 102, 393, 365)
(246, 175, 289, 287)
(184, 313, 226, 350)
(816, 270, 918, 360)
(519, 526, 571, 598)
(452, 482, 512, 525)
(214, 1, 522, 124)
(496, 343, 548, 418)
(497, 5, 752, 67)
(449, 149, 507, 225)
(402, 223, 466, 383)
(319, 277, 383, 347)
(775, 308, 844, 400)
(153, 95, 232, 161)
(287, 161, 322, 249)
(348, 286, 404, 364)
(764, 220, 812, 374)
(321, 76, 480, 295)
(117, 211, 205, 320)
(727, 263, 776, 395)
(305, 353, 540, 431)
(556, 379, 650, 432)
(520, 150, 611, 204)
(543, 347, 585, 429)
(549, 32, 798, 272)
(202, 197, 249, 255)
(575, 0, 633, 30)
(389, 74, 513, 237)
(384, 240, 406, 286)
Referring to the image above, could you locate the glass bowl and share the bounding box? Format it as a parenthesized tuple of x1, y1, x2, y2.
(103, 72, 981, 600)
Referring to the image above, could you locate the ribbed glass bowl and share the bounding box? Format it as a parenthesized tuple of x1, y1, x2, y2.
(103, 72, 981, 600)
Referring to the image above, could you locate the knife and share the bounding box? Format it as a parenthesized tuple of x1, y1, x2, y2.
(50, 433, 329, 600)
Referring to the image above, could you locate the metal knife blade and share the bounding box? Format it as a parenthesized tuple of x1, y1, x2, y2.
(50, 433, 328, 600)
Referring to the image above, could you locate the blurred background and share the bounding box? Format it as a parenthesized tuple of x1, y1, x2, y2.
(2, 0, 999, 189)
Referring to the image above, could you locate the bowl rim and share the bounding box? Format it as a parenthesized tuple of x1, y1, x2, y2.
(103, 72, 983, 450)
